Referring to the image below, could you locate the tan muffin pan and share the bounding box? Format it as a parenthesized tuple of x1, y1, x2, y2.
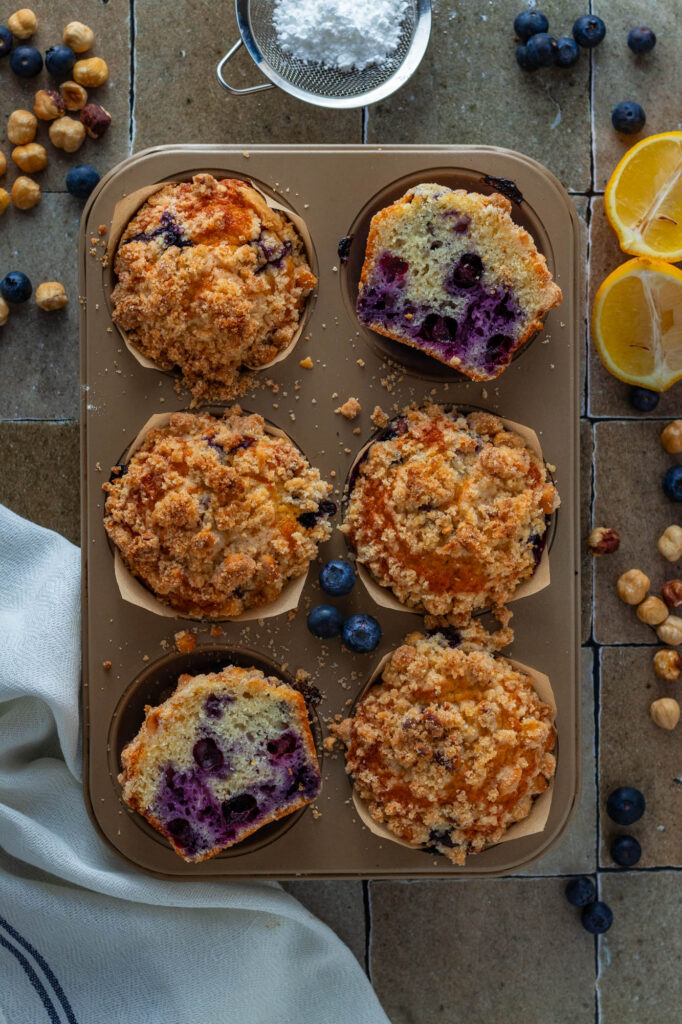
(80, 145, 581, 879)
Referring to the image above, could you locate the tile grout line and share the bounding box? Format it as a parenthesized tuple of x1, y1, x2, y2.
(363, 880, 372, 979)
(129, 0, 137, 153)
(362, 107, 368, 144)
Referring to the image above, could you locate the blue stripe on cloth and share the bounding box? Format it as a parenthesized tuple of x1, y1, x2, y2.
(0, 916, 78, 1024)
(0, 933, 62, 1024)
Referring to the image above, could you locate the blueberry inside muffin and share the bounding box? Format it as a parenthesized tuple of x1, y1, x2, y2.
(103, 409, 335, 619)
(356, 184, 561, 379)
(332, 632, 556, 865)
(119, 665, 321, 862)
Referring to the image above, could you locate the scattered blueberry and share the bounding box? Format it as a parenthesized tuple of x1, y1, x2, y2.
(627, 26, 656, 54)
(515, 43, 540, 71)
(565, 876, 597, 907)
(629, 386, 659, 412)
(9, 45, 43, 77)
(610, 834, 642, 867)
(606, 786, 645, 826)
(0, 25, 12, 58)
(573, 15, 606, 48)
(662, 465, 682, 502)
(66, 165, 101, 199)
(0, 272, 32, 304)
(526, 32, 557, 68)
(513, 10, 549, 42)
(342, 613, 382, 653)
(307, 604, 344, 639)
(581, 901, 613, 934)
(45, 44, 76, 77)
(319, 559, 356, 597)
(611, 101, 646, 134)
(555, 36, 580, 68)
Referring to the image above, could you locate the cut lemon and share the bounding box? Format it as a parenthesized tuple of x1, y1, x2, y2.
(592, 258, 682, 391)
(605, 132, 682, 261)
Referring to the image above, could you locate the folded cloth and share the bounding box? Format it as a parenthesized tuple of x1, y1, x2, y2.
(0, 505, 389, 1024)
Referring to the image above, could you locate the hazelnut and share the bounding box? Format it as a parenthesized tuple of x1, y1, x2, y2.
(657, 615, 682, 646)
(80, 102, 111, 139)
(588, 526, 620, 555)
(650, 697, 680, 731)
(73, 57, 108, 87)
(11, 175, 40, 210)
(661, 420, 682, 454)
(48, 117, 86, 153)
(60, 81, 88, 111)
(8, 8, 37, 40)
(617, 568, 650, 605)
(636, 595, 669, 626)
(658, 525, 682, 563)
(0, 188, 9, 215)
(7, 109, 37, 145)
(653, 648, 682, 682)
(35, 281, 67, 311)
(0, 151, 6, 176)
(12, 142, 47, 173)
(662, 580, 682, 609)
(34, 89, 66, 121)
(0, 296, 8, 325)
(62, 21, 94, 53)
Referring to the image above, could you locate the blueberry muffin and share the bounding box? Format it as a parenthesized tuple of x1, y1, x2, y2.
(119, 665, 321, 862)
(341, 405, 557, 623)
(111, 174, 316, 398)
(356, 184, 562, 379)
(332, 632, 556, 864)
(103, 409, 335, 618)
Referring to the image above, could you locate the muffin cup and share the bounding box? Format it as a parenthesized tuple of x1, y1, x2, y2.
(349, 649, 556, 857)
(110, 411, 314, 622)
(106, 177, 315, 374)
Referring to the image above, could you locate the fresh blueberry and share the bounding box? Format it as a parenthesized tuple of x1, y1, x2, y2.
(662, 465, 682, 502)
(606, 786, 645, 825)
(0, 272, 32, 304)
(573, 15, 606, 48)
(611, 101, 646, 134)
(627, 26, 656, 54)
(342, 613, 382, 653)
(319, 559, 356, 597)
(9, 45, 43, 77)
(581, 901, 613, 934)
(307, 604, 344, 639)
(610, 834, 642, 867)
(222, 793, 258, 824)
(45, 44, 76, 77)
(66, 165, 101, 199)
(629, 386, 659, 412)
(513, 10, 549, 42)
(565, 876, 597, 907)
(525, 32, 557, 67)
(555, 36, 580, 68)
(0, 25, 12, 58)
(515, 44, 540, 71)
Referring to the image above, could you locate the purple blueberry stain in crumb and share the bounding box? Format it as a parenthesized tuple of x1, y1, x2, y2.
(254, 231, 292, 273)
(428, 827, 457, 849)
(222, 793, 259, 825)
(445, 253, 483, 292)
(444, 210, 471, 234)
(193, 737, 224, 772)
(266, 731, 299, 759)
(204, 693, 234, 718)
(127, 211, 194, 251)
(297, 499, 337, 528)
(529, 528, 548, 568)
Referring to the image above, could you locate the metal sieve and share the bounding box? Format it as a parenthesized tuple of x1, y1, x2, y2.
(217, 0, 432, 109)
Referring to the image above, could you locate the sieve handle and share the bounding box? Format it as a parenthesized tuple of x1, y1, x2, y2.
(216, 39, 274, 95)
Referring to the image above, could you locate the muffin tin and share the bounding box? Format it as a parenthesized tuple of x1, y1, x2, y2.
(80, 144, 581, 879)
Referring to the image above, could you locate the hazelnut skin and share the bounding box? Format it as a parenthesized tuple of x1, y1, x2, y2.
(12, 142, 47, 173)
(653, 648, 682, 682)
(60, 81, 88, 111)
(8, 9, 37, 40)
(7, 109, 37, 145)
(650, 697, 680, 731)
(62, 21, 94, 53)
(49, 117, 86, 153)
(662, 580, 682, 610)
(636, 595, 669, 626)
(73, 57, 108, 87)
(0, 152, 6, 176)
(657, 615, 682, 646)
(0, 188, 10, 215)
(0, 296, 8, 325)
(80, 103, 111, 139)
(34, 89, 66, 120)
(35, 281, 68, 311)
(661, 420, 682, 455)
(588, 526, 620, 555)
(11, 175, 41, 210)
(617, 569, 650, 606)
(658, 525, 682, 563)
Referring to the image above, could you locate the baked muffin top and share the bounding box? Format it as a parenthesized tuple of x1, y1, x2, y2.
(111, 174, 317, 399)
(341, 405, 557, 623)
(332, 631, 556, 865)
(103, 409, 335, 619)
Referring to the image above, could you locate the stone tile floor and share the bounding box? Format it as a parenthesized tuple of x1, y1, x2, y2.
(1, 1, 680, 1021)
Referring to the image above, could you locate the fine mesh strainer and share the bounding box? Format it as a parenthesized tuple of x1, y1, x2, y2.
(217, 0, 432, 109)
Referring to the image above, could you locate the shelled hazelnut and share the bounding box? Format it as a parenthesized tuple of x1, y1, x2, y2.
(63, 21, 94, 53)
(658, 525, 682, 563)
(73, 57, 108, 87)
(80, 103, 111, 139)
(0, 189, 9, 215)
(0, 152, 6, 176)
(653, 648, 682, 681)
(12, 143, 47, 173)
(617, 569, 650, 605)
(34, 89, 66, 120)
(8, 8, 37, 40)
(636, 595, 668, 626)
(60, 81, 88, 111)
(0, 296, 8, 325)
(35, 282, 67, 311)
(588, 526, 620, 555)
(661, 420, 682, 454)
(11, 176, 40, 210)
(7, 109, 37, 145)
(657, 615, 682, 646)
(650, 697, 680, 731)
(49, 117, 85, 153)
(662, 580, 682, 609)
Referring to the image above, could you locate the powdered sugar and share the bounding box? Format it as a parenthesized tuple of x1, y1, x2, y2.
(272, 0, 409, 72)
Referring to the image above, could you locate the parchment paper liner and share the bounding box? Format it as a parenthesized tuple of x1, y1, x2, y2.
(110, 411, 312, 622)
(350, 648, 556, 855)
(106, 177, 315, 373)
(346, 415, 558, 615)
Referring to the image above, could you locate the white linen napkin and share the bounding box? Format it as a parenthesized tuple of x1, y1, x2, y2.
(0, 505, 389, 1024)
